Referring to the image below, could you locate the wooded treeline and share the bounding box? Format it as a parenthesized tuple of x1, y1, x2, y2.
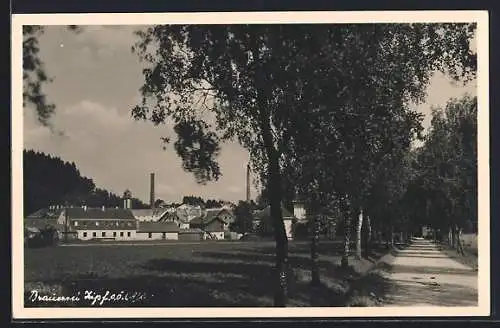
(23, 150, 149, 215)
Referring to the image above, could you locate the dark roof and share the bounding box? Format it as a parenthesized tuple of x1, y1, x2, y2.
(204, 208, 234, 223)
(255, 205, 295, 220)
(66, 207, 135, 220)
(137, 222, 180, 233)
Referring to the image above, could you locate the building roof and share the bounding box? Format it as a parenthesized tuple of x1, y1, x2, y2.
(189, 214, 228, 226)
(136, 222, 180, 233)
(131, 208, 169, 218)
(66, 207, 135, 220)
(175, 205, 203, 223)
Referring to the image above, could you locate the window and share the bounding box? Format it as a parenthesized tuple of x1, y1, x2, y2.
(93, 232, 97, 237)
(148, 232, 153, 239)
(127, 232, 131, 237)
(120, 232, 124, 237)
(74, 221, 78, 227)
(102, 232, 106, 237)
(113, 232, 117, 237)
(83, 232, 87, 237)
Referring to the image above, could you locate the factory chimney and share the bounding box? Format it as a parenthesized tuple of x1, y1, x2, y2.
(246, 163, 251, 203)
(150, 173, 155, 209)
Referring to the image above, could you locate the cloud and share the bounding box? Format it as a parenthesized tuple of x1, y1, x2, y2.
(23, 99, 257, 204)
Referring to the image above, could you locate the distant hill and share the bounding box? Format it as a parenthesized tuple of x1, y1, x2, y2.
(23, 150, 149, 215)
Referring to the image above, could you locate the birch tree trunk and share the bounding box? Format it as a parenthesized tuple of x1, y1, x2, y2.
(363, 215, 372, 258)
(355, 208, 363, 259)
(310, 214, 321, 285)
(341, 198, 352, 269)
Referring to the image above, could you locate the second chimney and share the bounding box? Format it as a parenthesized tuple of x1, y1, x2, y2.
(150, 173, 155, 209)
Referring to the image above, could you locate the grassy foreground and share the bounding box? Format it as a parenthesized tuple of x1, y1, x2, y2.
(24, 240, 388, 307)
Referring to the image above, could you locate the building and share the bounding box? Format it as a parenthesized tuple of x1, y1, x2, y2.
(58, 206, 137, 241)
(25, 207, 65, 232)
(131, 208, 171, 222)
(136, 222, 180, 240)
(253, 204, 296, 240)
(178, 228, 205, 241)
(189, 215, 226, 240)
(203, 208, 235, 230)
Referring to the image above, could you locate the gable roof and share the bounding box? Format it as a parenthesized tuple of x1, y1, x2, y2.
(131, 208, 169, 218)
(136, 222, 180, 233)
(66, 207, 135, 220)
(204, 208, 234, 223)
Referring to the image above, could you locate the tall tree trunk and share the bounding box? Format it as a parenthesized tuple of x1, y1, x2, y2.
(267, 153, 288, 307)
(329, 219, 337, 240)
(385, 226, 390, 248)
(310, 214, 321, 285)
(255, 70, 289, 307)
(355, 207, 363, 259)
(455, 225, 465, 256)
(377, 225, 383, 248)
(450, 225, 455, 248)
(363, 215, 372, 258)
(341, 197, 352, 269)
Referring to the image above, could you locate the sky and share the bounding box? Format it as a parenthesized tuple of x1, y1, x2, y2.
(23, 25, 477, 204)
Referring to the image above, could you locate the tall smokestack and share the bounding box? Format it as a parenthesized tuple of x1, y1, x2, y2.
(246, 163, 251, 203)
(150, 173, 155, 209)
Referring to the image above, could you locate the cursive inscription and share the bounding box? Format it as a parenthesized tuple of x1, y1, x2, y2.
(28, 289, 149, 306)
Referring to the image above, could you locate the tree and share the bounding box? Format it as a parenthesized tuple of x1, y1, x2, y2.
(283, 23, 476, 269)
(132, 23, 476, 306)
(414, 95, 477, 254)
(231, 201, 255, 234)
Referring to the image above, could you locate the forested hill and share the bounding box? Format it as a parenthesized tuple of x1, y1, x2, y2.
(23, 150, 149, 215)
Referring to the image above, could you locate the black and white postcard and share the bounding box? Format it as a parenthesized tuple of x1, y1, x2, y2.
(11, 10, 490, 319)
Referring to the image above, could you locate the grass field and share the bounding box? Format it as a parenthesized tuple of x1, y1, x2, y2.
(24, 240, 387, 307)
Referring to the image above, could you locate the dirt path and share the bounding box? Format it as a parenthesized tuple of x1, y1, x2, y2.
(377, 237, 478, 306)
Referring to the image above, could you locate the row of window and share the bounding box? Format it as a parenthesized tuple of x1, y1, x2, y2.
(74, 221, 134, 227)
(82, 231, 132, 238)
(81, 231, 167, 239)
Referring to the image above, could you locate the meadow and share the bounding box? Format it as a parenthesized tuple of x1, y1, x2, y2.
(24, 240, 387, 307)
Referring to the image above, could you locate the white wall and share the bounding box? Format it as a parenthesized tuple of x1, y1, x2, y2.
(77, 230, 136, 240)
(136, 232, 178, 240)
(293, 203, 306, 221)
(284, 219, 293, 240)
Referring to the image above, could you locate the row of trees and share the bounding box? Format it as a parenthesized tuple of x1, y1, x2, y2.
(130, 23, 477, 306)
